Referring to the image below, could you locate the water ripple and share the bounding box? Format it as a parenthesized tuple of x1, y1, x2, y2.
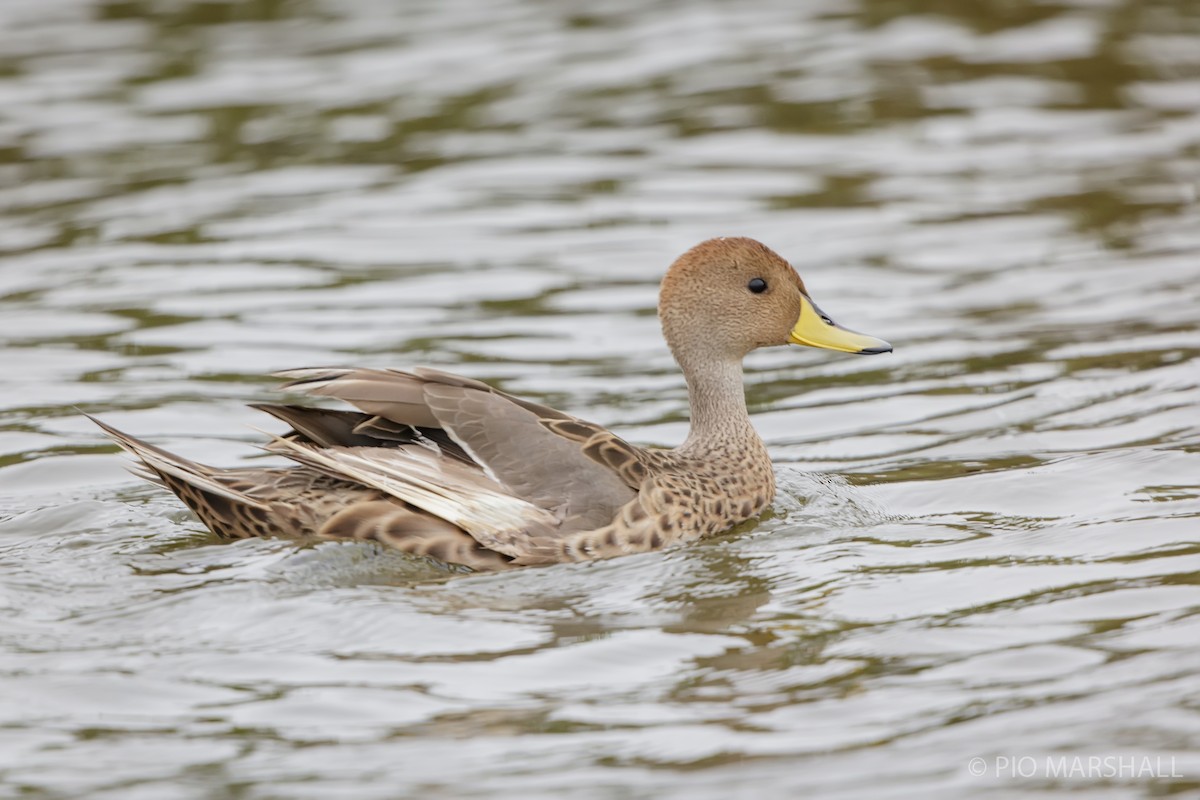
(1, 0, 1198, 797)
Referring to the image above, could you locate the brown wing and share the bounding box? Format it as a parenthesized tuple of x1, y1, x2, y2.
(275, 366, 576, 427)
(276, 367, 637, 532)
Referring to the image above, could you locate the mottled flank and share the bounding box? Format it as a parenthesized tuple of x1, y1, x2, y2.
(91, 238, 889, 570)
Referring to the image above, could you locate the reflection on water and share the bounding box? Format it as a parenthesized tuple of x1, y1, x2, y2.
(1, 0, 1199, 797)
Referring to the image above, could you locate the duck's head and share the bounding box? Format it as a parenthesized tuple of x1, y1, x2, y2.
(659, 237, 892, 366)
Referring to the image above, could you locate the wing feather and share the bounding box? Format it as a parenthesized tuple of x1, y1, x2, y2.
(264, 433, 556, 558)
(276, 367, 638, 531)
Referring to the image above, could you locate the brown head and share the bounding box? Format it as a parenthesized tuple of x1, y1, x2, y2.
(658, 237, 891, 369)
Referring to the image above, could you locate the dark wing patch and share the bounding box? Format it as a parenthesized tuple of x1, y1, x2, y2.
(251, 404, 382, 447)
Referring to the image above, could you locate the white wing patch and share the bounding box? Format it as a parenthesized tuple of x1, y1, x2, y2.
(264, 433, 558, 550)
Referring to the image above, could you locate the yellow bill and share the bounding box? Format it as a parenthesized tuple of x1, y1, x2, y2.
(788, 294, 892, 355)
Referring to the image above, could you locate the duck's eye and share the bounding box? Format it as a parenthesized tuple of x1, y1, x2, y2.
(748, 278, 768, 294)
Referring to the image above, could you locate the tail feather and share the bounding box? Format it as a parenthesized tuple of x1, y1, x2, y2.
(126, 463, 166, 487)
(86, 412, 524, 569)
(87, 414, 270, 512)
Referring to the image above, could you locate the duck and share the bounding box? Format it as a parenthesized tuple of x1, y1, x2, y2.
(91, 237, 891, 570)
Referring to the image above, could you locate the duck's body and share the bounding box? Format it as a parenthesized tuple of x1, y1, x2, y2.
(93, 238, 890, 570)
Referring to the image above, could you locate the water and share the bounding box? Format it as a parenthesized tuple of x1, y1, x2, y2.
(1, 0, 1198, 797)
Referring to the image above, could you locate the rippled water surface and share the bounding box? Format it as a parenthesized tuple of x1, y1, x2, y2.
(2, 1, 1199, 797)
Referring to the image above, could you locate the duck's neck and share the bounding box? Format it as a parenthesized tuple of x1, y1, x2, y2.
(677, 354, 760, 454)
